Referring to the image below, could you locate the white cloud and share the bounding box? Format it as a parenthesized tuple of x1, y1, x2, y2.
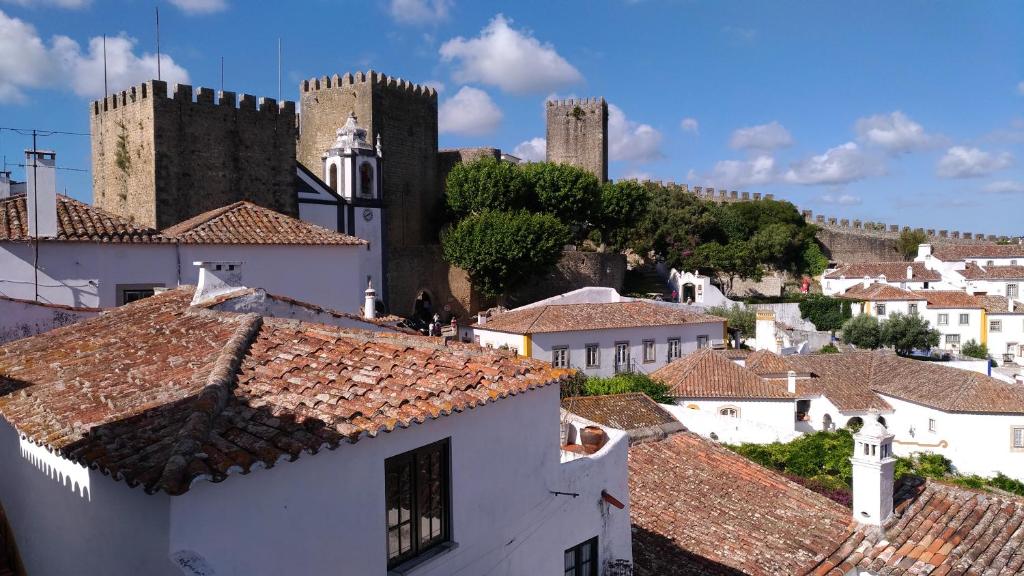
(983, 180, 1024, 194)
(438, 86, 502, 136)
(855, 111, 940, 153)
(820, 193, 862, 206)
(608, 103, 663, 163)
(439, 14, 582, 94)
(728, 121, 792, 151)
(0, 0, 89, 8)
(388, 0, 451, 25)
(623, 170, 652, 181)
(422, 79, 445, 94)
(936, 146, 1013, 178)
(168, 0, 227, 14)
(709, 155, 776, 187)
(782, 142, 884, 185)
(679, 117, 699, 134)
(0, 10, 189, 103)
(512, 137, 545, 162)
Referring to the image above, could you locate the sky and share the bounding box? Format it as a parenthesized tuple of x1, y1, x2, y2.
(1, 0, 1022, 234)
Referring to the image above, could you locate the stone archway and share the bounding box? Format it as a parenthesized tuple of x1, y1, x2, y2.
(682, 283, 696, 303)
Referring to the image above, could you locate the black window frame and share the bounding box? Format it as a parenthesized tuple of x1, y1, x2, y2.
(564, 536, 598, 576)
(385, 438, 451, 570)
(116, 283, 164, 306)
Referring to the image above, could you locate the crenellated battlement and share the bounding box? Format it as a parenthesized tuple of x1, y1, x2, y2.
(91, 79, 295, 116)
(801, 209, 1013, 243)
(546, 97, 606, 108)
(618, 179, 776, 202)
(300, 70, 438, 98)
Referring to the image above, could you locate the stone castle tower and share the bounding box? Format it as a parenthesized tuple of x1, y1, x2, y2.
(90, 80, 297, 229)
(545, 98, 608, 182)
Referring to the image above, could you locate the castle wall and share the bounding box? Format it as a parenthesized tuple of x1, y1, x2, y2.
(546, 99, 608, 182)
(91, 81, 297, 229)
(437, 147, 501, 197)
(508, 251, 626, 308)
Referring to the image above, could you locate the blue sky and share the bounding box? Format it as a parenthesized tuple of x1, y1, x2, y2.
(1, 0, 1022, 234)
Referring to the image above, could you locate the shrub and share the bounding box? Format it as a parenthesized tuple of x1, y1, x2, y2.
(799, 294, 853, 332)
(960, 339, 989, 360)
(879, 312, 940, 356)
(707, 305, 756, 339)
(841, 315, 881, 349)
(579, 373, 674, 404)
(819, 344, 839, 354)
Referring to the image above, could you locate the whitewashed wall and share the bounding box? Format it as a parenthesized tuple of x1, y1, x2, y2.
(823, 277, 936, 297)
(169, 385, 632, 575)
(661, 402, 799, 444)
(878, 393, 1024, 479)
(919, 307, 984, 350)
(0, 420, 178, 576)
(987, 313, 1024, 364)
(0, 297, 101, 343)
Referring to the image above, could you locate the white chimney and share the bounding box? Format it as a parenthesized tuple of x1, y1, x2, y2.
(477, 312, 487, 325)
(851, 415, 895, 526)
(0, 171, 11, 199)
(906, 266, 913, 280)
(25, 149, 57, 237)
(364, 280, 377, 320)
(191, 261, 245, 306)
(862, 276, 871, 289)
(755, 310, 778, 353)
(787, 370, 796, 394)
(916, 243, 932, 260)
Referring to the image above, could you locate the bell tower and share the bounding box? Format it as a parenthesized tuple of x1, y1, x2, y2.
(323, 113, 385, 299)
(851, 415, 896, 526)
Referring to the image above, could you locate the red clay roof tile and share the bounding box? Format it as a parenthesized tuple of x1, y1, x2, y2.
(163, 201, 365, 245)
(0, 195, 171, 243)
(476, 301, 724, 334)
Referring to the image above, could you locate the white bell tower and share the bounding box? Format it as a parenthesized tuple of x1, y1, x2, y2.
(851, 415, 895, 526)
(323, 113, 385, 305)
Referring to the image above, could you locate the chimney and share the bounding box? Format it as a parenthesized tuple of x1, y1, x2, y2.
(755, 310, 778, 353)
(862, 276, 871, 289)
(917, 243, 932, 260)
(191, 261, 245, 306)
(0, 171, 10, 199)
(787, 370, 796, 394)
(364, 280, 376, 320)
(25, 149, 57, 237)
(851, 415, 895, 526)
(906, 266, 913, 280)
(477, 311, 487, 325)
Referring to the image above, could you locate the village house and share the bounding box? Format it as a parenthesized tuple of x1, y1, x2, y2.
(652, 348, 1024, 479)
(0, 283, 632, 576)
(463, 287, 727, 377)
(822, 262, 946, 296)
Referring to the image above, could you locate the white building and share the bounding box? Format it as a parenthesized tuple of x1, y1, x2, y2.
(667, 269, 732, 305)
(464, 288, 726, 377)
(0, 285, 632, 576)
(822, 262, 946, 296)
(0, 294, 101, 343)
(652, 348, 1024, 479)
(0, 194, 371, 314)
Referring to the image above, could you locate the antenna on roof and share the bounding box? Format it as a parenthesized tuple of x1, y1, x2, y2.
(155, 6, 162, 81)
(220, 56, 224, 92)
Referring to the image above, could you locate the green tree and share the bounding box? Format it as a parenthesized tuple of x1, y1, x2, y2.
(683, 240, 762, 295)
(879, 312, 940, 356)
(707, 305, 756, 339)
(800, 241, 830, 277)
(441, 210, 570, 298)
(444, 157, 530, 219)
(799, 294, 853, 332)
(577, 373, 674, 404)
(521, 162, 601, 233)
(960, 339, 990, 360)
(819, 344, 840, 354)
(598, 180, 652, 251)
(841, 314, 882, 349)
(896, 229, 928, 260)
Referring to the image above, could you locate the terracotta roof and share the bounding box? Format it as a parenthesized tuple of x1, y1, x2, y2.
(838, 283, 925, 301)
(652, 348, 793, 399)
(744, 349, 796, 375)
(561, 393, 678, 431)
(629, 433, 851, 576)
(0, 194, 171, 243)
(163, 201, 366, 245)
(476, 301, 724, 335)
(914, 290, 984, 309)
(808, 477, 1024, 575)
(824, 262, 941, 282)
(719, 348, 753, 360)
(933, 244, 1024, 261)
(0, 288, 569, 495)
(960, 262, 1024, 280)
(978, 295, 1024, 314)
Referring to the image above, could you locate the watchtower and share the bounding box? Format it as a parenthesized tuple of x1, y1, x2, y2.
(90, 80, 297, 229)
(545, 98, 608, 182)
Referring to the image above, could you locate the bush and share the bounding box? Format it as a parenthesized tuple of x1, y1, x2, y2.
(879, 312, 940, 356)
(961, 339, 989, 360)
(819, 344, 839, 354)
(799, 294, 852, 332)
(577, 373, 674, 404)
(841, 315, 881, 349)
(707, 305, 756, 339)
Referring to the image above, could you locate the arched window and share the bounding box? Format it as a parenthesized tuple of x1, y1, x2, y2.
(328, 163, 339, 192)
(822, 413, 833, 431)
(719, 406, 740, 418)
(359, 162, 374, 197)
(846, 416, 864, 431)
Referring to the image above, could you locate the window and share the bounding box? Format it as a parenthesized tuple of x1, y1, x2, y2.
(696, 335, 709, 349)
(946, 334, 960, 348)
(908, 303, 918, 315)
(552, 347, 570, 369)
(1012, 427, 1024, 451)
(719, 406, 740, 418)
(564, 536, 598, 576)
(116, 283, 164, 306)
(991, 320, 1003, 333)
(585, 344, 600, 368)
(385, 438, 450, 569)
(642, 340, 656, 363)
(959, 313, 970, 326)
(938, 313, 949, 326)
(328, 163, 339, 191)
(614, 342, 631, 373)
(875, 304, 886, 316)
(928, 418, 936, 433)
(1009, 284, 1019, 299)
(987, 260, 995, 267)
(1013, 260, 1019, 266)
(359, 162, 374, 197)
(923, 281, 930, 289)
(667, 338, 681, 360)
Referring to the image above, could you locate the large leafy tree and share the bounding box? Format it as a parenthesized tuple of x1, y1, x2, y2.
(445, 157, 531, 219)
(597, 180, 652, 251)
(683, 240, 762, 295)
(896, 229, 928, 261)
(841, 314, 882, 349)
(707, 304, 756, 339)
(521, 162, 601, 234)
(441, 210, 570, 298)
(880, 312, 940, 356)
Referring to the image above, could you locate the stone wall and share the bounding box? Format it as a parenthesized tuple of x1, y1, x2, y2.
(437, 147, 500, 197)
(546, 99, 608, 182)
(91, 80, 297, 229)
(508, 250, 626, 308)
